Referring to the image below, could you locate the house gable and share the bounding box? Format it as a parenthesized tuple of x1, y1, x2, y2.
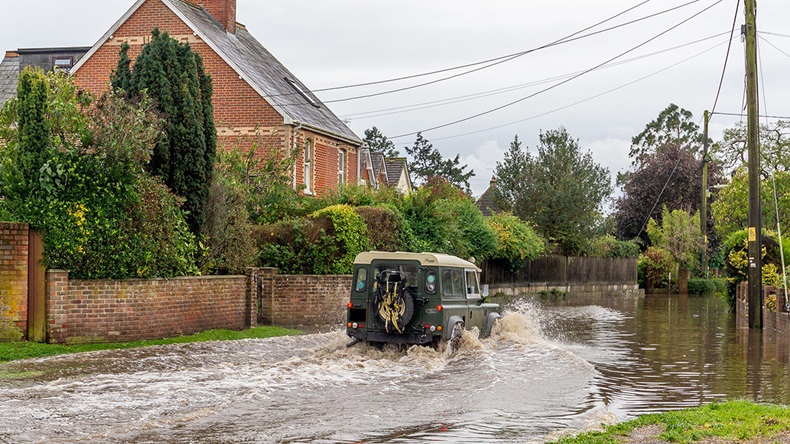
(69, 0, 362, 196)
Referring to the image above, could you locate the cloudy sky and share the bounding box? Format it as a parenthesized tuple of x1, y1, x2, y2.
(2, 0, 789, 197)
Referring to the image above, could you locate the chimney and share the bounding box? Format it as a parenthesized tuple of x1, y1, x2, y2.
(490, 176, 497, 187)
(198, 0, 237, 34)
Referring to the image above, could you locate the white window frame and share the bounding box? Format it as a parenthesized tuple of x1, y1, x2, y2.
(303, 140, 313, 195)
(338, 149, 346, 185)
(465, 269, 482, 300)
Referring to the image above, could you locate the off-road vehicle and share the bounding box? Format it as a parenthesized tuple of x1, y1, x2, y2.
(346, 251, 500, 350)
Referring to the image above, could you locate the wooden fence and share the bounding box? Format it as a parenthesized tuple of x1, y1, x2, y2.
(481, 256, 638, 286)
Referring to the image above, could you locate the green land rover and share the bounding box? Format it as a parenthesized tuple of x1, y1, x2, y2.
(346, 251, 501, 350)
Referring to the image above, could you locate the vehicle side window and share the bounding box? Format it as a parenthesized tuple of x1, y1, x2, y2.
(441, 269, 464, 298)
(465, 269, 480, 297)
(452, 269, 464, 297)
(355, 267, 367, 292)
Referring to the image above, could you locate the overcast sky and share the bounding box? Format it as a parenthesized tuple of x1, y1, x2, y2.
(2, 0, 789, 197)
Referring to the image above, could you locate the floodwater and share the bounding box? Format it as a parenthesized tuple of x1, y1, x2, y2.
(1, 294, 789, 443)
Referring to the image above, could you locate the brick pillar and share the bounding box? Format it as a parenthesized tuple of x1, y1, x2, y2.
(46, 269, 70, 344)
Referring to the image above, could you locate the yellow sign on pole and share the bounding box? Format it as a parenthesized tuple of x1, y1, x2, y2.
(749, 227, 757, 242)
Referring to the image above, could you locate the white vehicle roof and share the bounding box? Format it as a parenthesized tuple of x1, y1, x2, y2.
(353, 251, 480, 271)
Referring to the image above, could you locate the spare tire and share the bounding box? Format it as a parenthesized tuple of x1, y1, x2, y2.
(377, 289, 415, 333)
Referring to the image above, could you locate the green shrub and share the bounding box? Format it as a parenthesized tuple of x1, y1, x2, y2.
(310, 204, 369, 274)
(688, 278, 717, 294)
(486, 213, 545, 271)
(355, 205, 414, 252)
(0, 72, 198, 279)
(586, 234, 641, 258)
(201, 167, 255, 274)
(639, 247, 674, 289)
(254, 218, 335, 274)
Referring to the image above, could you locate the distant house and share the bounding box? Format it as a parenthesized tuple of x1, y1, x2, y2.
(475, 177, 504, 217)
(67, 0, 363, 196)
(357, 150, 414, 194)
(0, 47, 90, 107)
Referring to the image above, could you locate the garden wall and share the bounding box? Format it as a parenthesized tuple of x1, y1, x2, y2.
(41, 267, 351, 344)
(257, 268, 351, 328)
(0, 222, 29, 339)
(46, 269, 255, 344)
(737, 282, 790, 334)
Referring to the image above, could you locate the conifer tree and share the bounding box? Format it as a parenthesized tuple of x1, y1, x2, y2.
(111, 29, 216, 234)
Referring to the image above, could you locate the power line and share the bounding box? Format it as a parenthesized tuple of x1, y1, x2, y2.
(343, 32, 730, 121)
(759, 31, 790, 39)
(323, 0, 705, 105)
(708, 0, 739, 116)
(391, 0, 724, 140)
(637, 156, 683, 239)
(312, 0, 656, 94)
(759, 35, 790, 59)
(261, 0, 702, 105)
(403, 37, 730, 144)
(712, 112, 790, 119)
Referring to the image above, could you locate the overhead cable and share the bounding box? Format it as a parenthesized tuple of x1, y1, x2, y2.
(391, 0, 725, 139)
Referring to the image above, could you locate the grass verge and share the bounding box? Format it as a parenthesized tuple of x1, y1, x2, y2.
(550, 400, 790, 443)
(0, 326, 301, 363)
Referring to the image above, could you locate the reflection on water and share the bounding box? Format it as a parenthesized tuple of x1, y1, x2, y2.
(542, 293, 790, 419)
(0, 294, 788, 443)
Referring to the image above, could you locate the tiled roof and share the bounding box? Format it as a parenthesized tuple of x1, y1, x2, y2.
(475, 178, 502, 217)
(370, 152, 386, 180)
(73, 0, 361, 145)
(385, 158, 409, 187)
(0, 55, 19, 108)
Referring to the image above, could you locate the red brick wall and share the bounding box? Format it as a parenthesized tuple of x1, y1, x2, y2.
(46, 270, 250, 343)
(71, 0, 357, 195)
(0, 222, 29, 338)
(260, 271, 351, 327)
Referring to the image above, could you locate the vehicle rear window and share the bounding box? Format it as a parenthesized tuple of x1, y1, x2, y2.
(354, 267, 367, 292)
(372, 262, 418, 288)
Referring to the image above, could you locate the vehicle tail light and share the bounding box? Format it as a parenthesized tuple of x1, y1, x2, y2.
(347, 322, 352, 328)
(347, 302, 353, 308)
(437, 326, 442, 331)
(437, 305, 443, 311)
(358, 324, 364, 329)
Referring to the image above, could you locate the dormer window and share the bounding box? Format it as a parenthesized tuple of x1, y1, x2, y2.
(284, 77, 320, 108)
(52, 56, 74, 71)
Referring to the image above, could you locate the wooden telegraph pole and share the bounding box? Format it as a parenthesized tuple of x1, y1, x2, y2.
(701, 110, 709, 278)
(744, 0, 762, 328)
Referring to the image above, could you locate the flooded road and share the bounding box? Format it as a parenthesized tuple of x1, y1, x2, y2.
(2, 294, 789, 443)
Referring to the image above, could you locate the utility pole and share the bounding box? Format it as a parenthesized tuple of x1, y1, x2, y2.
(744, 0, 762, 328)
(701, 110, 709, 278)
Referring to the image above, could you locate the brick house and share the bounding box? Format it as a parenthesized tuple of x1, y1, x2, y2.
(357, 149, 414, 194)
(70, 0, 363, 196)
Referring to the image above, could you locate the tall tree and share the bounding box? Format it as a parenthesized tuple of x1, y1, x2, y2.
(615, 144, 723, 242)
(630, 103, 704, 168)
(713, 120, 790, 174)
(405, 132, 474, 194)
(111, 28, 216, 234)
(16, 68, 51, 194)
(363, 126, 400, 158)
(501, 127, 612, 255)
(492, 134, 529, 212)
